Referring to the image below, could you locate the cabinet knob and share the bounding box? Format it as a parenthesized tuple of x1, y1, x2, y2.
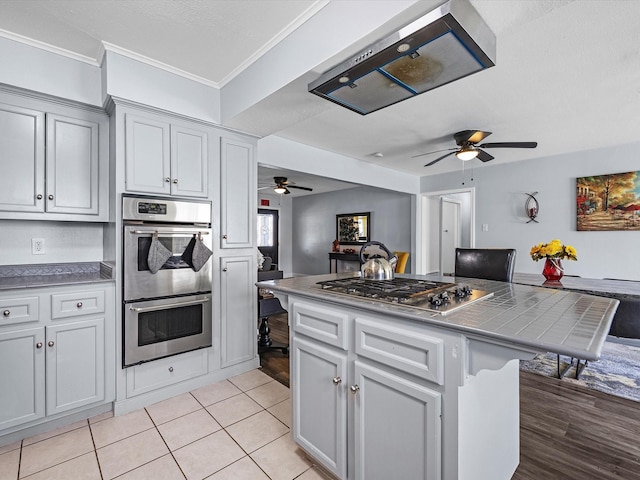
(165, 177, 171, 183)
(36, 194, 43, 200)
(2, 310, 9, 317)
(48, 341, 55, 347)
(333, 376, 342, 385)
(222, 267, 228, 272)
(36, 342, 43, 349)
(222, 234, 228, 239)
(350, 385, 360, 394)
(76, 302, 83, 309)
(168, 366, 174, 373)
(48, 194, 54, 200)
(173, 178, 178, 184)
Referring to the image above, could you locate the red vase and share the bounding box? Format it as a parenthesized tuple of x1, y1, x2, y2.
(542, 258, 563, 282)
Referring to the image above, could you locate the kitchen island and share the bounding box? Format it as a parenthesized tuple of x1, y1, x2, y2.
(257, 273, 619, 480)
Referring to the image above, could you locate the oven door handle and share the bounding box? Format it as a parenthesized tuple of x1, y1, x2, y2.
(129, 230, 210, 235)
(129, 297, 210, 313)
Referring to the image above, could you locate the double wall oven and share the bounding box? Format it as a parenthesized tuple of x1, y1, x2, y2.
(122, 195, 213, 367)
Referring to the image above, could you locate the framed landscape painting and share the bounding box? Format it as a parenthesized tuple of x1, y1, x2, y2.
(577, 170, 640, 231)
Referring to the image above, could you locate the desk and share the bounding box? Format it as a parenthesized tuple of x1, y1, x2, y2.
(513, 273, 640, 340)
(328, 252, 360, 273)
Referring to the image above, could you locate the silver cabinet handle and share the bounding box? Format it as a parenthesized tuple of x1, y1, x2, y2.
(76, 302, 83, 309)
(2, 310, 9, 317)
(222, 267, 228, 272)
(222, 234, 228, 239)
(129, 229, 210, 236)
(48, 341, 55, 347)
(168, 366, 174, 373)
(129, 297, 210, 313)
(350, 385, 360, 394)
(173, 179, 178, 184)
(36, 194, 43, 200)
(48, 194, 54, 200)
(165, 177, 171, 183)
(333, 377, 342, 385)
(36, 342, 43, 349)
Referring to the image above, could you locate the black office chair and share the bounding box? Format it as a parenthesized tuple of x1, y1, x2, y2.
(454, 248, 517, 282)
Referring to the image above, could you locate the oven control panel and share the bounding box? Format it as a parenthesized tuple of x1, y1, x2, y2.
(137, 201, 167, 215)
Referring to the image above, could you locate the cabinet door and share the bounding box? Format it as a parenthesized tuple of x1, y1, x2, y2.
(220, 255, 256, 367)
(353, 361, 441, 480)
(125, 113, 171, 195)
(0, 328, 45, 429)
(171, 124, 208, 198)
(220, 137, 255, 248)
(46, 114, 99, 215)
(45, 318, 105, 415)
(0, 103, 45, 212)
(292, 336, 348, 479)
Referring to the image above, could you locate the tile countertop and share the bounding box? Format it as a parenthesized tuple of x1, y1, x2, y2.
(257, 273, 620, 362)
(0, 262, 115, 290)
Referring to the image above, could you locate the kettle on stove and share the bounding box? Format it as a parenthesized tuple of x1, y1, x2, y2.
(359, 241, 398, 280)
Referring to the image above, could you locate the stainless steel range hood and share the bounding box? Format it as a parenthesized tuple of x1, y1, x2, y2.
(308, 0, 496, 115)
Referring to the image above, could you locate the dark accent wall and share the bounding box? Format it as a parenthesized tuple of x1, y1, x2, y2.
(291, 186, 412, 275)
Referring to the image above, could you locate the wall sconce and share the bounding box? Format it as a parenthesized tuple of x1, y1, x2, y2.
(525, 192, 539, 223)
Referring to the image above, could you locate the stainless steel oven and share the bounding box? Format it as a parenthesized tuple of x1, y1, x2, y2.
(122, 195, 213, 367)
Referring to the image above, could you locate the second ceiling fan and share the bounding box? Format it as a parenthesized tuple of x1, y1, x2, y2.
(414, 130, 537, 167)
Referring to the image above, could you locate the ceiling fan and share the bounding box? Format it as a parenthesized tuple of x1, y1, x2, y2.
(413, 130, 537, 167)
(258, 176, 313, 195)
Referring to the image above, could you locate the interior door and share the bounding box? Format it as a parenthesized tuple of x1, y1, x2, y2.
(439, 197, 461, 275)
(258, 208, 279, 269)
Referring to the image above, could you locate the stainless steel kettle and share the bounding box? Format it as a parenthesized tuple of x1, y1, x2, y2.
(359, 241, 398, 280)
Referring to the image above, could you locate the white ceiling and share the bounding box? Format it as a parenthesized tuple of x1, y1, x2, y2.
(1, 0, 639, 187)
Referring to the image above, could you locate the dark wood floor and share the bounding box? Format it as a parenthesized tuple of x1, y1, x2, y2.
(259, 314, 640, 479)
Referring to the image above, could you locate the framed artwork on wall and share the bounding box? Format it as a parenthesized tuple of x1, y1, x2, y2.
(577, 170, 640, 231)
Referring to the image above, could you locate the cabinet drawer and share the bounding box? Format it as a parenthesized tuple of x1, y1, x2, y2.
(355, 317, 444, 385)
(291, 301, 348, 350)
(0, 296, 39, 326)
(126, 349, 208, 397)
(51, 290, 105, 319)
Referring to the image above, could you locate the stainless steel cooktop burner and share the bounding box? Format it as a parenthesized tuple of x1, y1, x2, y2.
(316, 277, 493, 315)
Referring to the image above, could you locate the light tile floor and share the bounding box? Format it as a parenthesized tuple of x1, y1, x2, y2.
(0, 369, 329, 480)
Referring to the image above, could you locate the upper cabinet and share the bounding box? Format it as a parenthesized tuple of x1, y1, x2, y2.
(220, 137, 255, 249)
(124, 111, 208, 198)
(0, 91, 108, 221)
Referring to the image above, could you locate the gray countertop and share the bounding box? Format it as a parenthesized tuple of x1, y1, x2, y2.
(257, 273, 619, 361)
(0, 262, 115, 290)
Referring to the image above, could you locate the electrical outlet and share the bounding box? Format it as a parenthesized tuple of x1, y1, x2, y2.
(31, 238, 45, 255)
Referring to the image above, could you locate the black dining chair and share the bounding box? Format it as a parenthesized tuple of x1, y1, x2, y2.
(454, 248, 517, 282)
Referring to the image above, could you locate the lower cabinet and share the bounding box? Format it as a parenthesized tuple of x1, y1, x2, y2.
(290, 299, 443, 480)
(0, 284, 113, 433)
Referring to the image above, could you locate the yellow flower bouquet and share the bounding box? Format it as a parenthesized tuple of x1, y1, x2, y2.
(530, 239, 577, 261)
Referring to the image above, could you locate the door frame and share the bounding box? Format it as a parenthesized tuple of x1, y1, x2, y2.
(418, 187, 475, 274)
(257, 207, 280, 269)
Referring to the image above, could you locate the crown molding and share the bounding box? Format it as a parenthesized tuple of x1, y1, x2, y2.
(0, 28, 99, 66)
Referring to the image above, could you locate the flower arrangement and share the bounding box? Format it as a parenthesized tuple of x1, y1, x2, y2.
(530, 239, 577, 262)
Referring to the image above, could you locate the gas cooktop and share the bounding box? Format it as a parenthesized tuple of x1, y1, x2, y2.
(316, 277, 493, 315)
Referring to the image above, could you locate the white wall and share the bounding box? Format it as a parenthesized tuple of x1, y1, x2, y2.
(0, 221, 104, 265)
(421, 141, 640, 280)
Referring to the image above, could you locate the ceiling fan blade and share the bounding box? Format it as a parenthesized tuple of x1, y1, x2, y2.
(424, 151, 456, 167)
(257, 186, 272, 191)
(476, 149, 494, 162)
(283, 187, 291, 195)
(479, 142, 537, 149)
(454, 130, 492, 145)
(288, 185, 313, 191)
(412, 148, 454, 159)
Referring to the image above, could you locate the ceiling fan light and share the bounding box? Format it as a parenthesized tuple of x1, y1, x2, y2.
(456, 147, 479, 161)
(274, 186, 287, 194)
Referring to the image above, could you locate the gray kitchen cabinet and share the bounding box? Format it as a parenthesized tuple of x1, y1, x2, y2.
(220, 255, 256, 367)
(0, 99, 107, 220)
(220, 137, 255, 249)
(124, 111, 208, 198)
(0, 284, 114, 436)
(0, 327, 45, 430)
(289, 299, 443, 480)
